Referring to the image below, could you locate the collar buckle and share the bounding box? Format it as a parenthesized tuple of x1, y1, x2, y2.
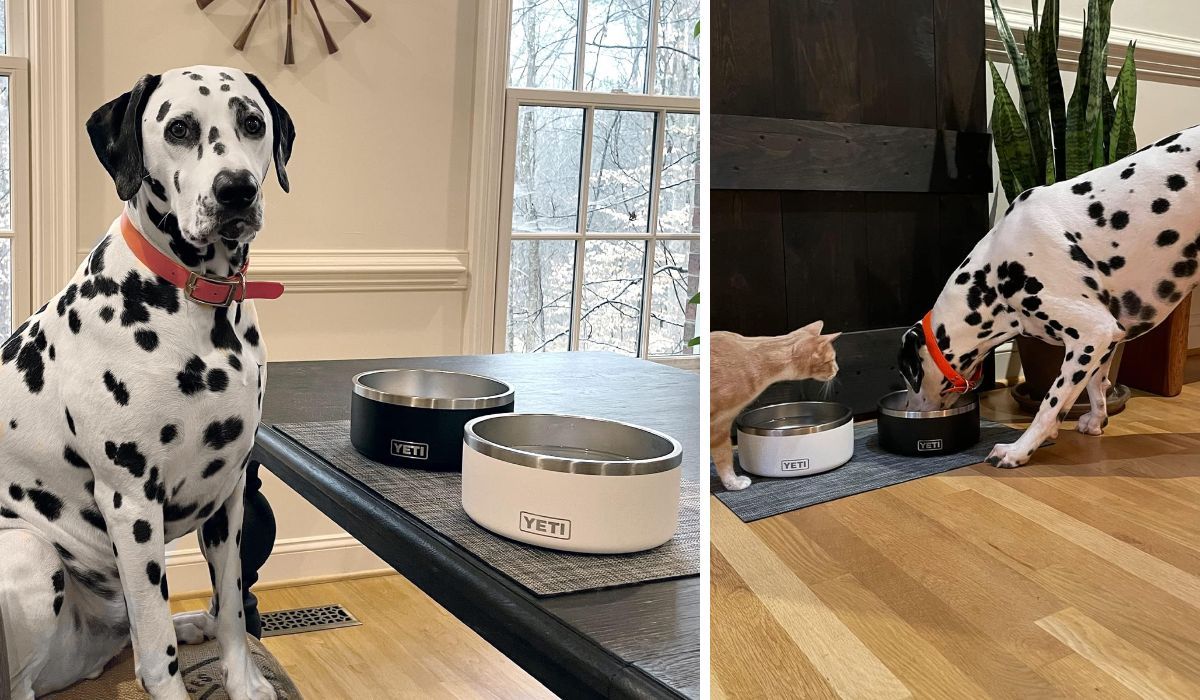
(184, 271, 245, 308)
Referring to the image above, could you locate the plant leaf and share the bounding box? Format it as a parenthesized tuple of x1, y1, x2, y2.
(1025, 27, 1054, 183)
(991, 0, 1043, 170)
(990, 61, 1035, 202)
(1110, 41, 1138, 159)
(1042, 0, 1067, 179)
(687, 292, 700, 305)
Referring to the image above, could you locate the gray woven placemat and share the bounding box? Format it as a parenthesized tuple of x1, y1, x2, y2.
(713, 420, 1035, 522)
(276, 420, 700, 597)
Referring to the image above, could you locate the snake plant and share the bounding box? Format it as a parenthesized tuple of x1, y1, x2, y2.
(990, 0, 1138, 203)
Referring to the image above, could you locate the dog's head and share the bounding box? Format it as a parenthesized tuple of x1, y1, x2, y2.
(87, 66, 296, 247)
(897, 323, 952, 411)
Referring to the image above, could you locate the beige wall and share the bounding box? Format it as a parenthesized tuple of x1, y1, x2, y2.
(990, 1, 1200, 349)
(73, 0, 482, 587)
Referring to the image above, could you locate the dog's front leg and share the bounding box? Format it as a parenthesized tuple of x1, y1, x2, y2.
(1078, 341, 1119, 436)
(92, 480, 189, 700)
(200, 471, 276, 700)
(988, 337, 1113, 469)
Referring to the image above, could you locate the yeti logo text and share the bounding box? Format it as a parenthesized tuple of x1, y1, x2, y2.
(917, 439, 943, 452)
(780, 459, 810, 472)
(520, 512, 572, 540)
(391, 440, 429, 460)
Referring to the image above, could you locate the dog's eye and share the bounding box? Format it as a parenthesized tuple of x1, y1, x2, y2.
(167, 120, 189, 140)
(244, 115, 264, 135)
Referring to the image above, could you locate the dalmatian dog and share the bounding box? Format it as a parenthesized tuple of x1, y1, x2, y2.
(899, 126, 1200, 469)
(0, 65, 293, 699)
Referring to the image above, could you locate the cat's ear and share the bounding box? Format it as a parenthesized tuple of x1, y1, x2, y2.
(798, 320, 824, 335)
(822, 332, 842, 342)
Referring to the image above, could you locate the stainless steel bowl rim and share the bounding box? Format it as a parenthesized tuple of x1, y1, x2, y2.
(353, 369, 515, 410)
(463, 413, 683, 476)
(877, 390, 978, 418)
(736, 401, 853, 437)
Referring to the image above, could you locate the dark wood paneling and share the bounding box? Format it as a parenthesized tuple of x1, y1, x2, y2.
(934, 0, 987, 131)
(748, 327, 911, 416)
(781, 192, 866, 332)
(770, 0, 860, 121)
(711, 190, 788, 335)
(711, 116, 993, 192)
(855, 0, 936, 128)
(711, 0, 775, 116)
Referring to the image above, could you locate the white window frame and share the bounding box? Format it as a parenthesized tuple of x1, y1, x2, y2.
(491, 1, 701, 364)
(0, 0, 32, 336)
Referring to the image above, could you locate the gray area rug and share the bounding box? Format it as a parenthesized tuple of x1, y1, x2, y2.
(276, 420, 701, 597)
(713, 420, 1033, 522)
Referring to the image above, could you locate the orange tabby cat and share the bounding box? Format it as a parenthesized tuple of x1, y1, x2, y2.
(710, 321, 840, 490)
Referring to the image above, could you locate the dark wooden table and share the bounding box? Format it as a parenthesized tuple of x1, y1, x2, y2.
(245, 352, 700, 699)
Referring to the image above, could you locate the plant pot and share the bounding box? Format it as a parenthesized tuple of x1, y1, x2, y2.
(1009, 337, 1129, 417)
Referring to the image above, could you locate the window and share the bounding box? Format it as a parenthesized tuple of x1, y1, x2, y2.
(0, 0, 27, 341)
(495, 0, 700, 360)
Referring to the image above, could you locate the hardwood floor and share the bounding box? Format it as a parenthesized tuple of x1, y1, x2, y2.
(171, 574, 555, 699)
(712, 383, 1200, 699)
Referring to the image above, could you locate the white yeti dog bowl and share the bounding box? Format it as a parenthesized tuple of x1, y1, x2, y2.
(461, 413, 683, 554)
(736, 402, 854, 477)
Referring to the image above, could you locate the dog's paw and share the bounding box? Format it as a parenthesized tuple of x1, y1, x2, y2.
(985, 442, 1028, 469)
(722, 474, 752, 491)
(172, 610, 215, 644)
(223, 654, 278, 700)
(1076, 411, 1109, 436)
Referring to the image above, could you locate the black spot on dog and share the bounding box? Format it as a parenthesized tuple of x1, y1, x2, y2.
(80, 508, 107, 532)
(161, 424, 178, 444)
(203, 459, 226, 479)
(1088, 202, 1104, 219)
(203, 418, 244, 450)
(27, 488, 63, 521)
(63, 446, 90, 470)
(1174, 259, 1198, 277)
(99, 306, 114, 322)
(1158, 280, 1177, 300)
(155, 101, 171, 122)
(68, 309, 82, 334)
(1072, 181, 1093, 195)
(1121, 167, 1135, 179)
(1153, 198, 1171, 214)
(133, 520, 152, 543)
(1168, 174, 1188, 191)
(1072, 370, 1087, 383)
(104, 441, 147, 478)
(113, 492, 122, 509)
(1110, 211, 1130, 229)
(178, 356, 207, 395)
(146, 560, 161, 585)
(103, 371, 130, 405)
(202, 504, 230, 548)
(1069, 245, 1094, 269)
(244, 325, 260, 347)
(134, 329, 159, 352)
(228, 354, 242, 371)
(1157, 133, 1181, 147)
(1157, 229, 1179, 246)
(164, 500, 198, 522)
(199, 85, 210, 96)
(206, 369, 228, 392)
(65, 408, 75, 435)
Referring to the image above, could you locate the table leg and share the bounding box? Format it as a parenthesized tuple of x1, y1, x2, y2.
(240, 457, 277, 638)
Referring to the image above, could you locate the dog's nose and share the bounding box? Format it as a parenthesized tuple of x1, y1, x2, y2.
(213, 169, 259, 209)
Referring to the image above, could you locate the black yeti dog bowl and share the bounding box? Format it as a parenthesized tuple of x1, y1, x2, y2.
(351, 369, 515, 471)
(877, 390, 980, 457)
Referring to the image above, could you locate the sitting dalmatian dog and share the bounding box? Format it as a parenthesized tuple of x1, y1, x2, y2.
(0, 65, 293, 699)
(900, 127, 1200, 469)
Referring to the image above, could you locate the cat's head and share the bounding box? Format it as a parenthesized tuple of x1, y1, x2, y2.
(793, 321, 840, 381)
(897, 324, 950, 410)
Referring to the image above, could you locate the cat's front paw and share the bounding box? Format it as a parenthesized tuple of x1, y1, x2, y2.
(722, 474, 752, 491)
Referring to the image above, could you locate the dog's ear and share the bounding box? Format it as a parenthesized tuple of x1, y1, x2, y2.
(246, 73, 296, 193)
(86, 73, 161, 202)
(897, 324, 925, 391)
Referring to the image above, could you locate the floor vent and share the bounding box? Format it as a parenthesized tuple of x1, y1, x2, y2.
(260, 603, 362, 637)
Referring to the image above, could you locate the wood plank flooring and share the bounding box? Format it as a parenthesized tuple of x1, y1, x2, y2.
(171, 574, 555, 699)
(712, 382, 1200, 698)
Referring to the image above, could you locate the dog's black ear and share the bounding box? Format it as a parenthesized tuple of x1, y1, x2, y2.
(246, 73, 296, 193)
(86, 73, 161, 201)
(897, 324, 925, 391)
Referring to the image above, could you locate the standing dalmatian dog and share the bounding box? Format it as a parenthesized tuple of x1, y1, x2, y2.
(900, 127, 1200, 469)
(0, 65, 293, 699)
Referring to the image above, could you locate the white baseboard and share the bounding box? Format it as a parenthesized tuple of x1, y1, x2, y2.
(166, 533, 388, 597)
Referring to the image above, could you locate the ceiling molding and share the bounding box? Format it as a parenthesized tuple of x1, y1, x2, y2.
(986, 5, 1200, 86)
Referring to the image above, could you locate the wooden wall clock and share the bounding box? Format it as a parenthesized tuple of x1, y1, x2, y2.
(196, 0, 372, 65)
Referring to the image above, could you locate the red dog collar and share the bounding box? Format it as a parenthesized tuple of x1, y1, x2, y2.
(121, 212, 284, 307)
(922, 311, 982, 394)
